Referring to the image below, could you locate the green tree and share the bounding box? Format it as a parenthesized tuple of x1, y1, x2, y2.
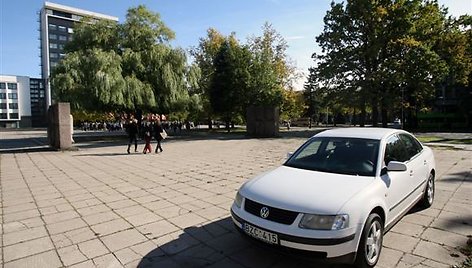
(209, 36, 252, 130)
(52, 5, 188, 115)
(309, 0, 449, 128)
(190, 28, 226, 128)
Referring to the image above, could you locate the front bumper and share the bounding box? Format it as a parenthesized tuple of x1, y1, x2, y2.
(231, 206, 358, 263)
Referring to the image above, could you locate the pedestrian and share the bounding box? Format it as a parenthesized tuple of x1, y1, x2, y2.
(142, 122, 152, 154)
(153, 119, 165, 153)
(127, 119, 138, 154)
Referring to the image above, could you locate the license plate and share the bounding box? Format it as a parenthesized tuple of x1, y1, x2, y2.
(243, 223, 278, 244)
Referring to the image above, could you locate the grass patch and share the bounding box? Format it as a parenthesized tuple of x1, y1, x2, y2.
(417, 136, 444, 143)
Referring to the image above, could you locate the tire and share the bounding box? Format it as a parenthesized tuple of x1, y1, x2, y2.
(420, 172, 435, 208)
(355, 213, 384, 268)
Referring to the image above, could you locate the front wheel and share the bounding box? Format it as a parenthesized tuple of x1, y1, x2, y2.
(420, 172, 435, 208)
(355, 213, 384, 268)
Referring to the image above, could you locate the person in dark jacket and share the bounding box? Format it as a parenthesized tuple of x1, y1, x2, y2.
(153, 119, 164, 153)
(127, 119, 139, 154)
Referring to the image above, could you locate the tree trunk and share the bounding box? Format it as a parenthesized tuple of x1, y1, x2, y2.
(360, 101, 366, 127)
(372, 97, 379, 127)
(381, 98, 388, 128)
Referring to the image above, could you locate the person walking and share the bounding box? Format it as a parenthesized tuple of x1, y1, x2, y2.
(142, 122, 153, 154)
(153, 119, 165, 153)
(127, 119, 139, 154)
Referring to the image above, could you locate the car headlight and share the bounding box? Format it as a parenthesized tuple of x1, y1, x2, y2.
(234, 192, 243, 208)
(299, 214, 349, 230)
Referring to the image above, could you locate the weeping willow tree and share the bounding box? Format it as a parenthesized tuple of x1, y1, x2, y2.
(51, 5, 189, 114)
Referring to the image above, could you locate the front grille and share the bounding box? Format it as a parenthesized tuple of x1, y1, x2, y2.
(244, 198, 299, 225)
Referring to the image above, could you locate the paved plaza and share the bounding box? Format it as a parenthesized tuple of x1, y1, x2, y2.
(0, 130, 471, 267)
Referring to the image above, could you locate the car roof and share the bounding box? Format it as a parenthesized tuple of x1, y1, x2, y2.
(314, 127, 405, 140)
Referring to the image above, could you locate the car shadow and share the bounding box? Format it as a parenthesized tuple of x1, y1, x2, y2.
(137, 217, 354, 268)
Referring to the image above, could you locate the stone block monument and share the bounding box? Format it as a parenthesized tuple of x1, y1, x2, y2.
(246, 106, 279, 137)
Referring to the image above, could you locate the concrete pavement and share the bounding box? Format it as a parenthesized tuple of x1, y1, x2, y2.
(0, 130, 471, 267)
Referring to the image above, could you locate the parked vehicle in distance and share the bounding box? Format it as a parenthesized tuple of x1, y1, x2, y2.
(231, 128, 435, 267)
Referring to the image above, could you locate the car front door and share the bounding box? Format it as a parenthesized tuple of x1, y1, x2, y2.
(382, 134, 411, 222)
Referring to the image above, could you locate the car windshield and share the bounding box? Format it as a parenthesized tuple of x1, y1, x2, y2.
(284, 137, 380, 176)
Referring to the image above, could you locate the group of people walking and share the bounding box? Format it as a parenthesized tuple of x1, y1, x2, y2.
(126, 118, 166, 154)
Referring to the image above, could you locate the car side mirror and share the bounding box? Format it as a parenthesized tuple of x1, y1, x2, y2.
(286, 152, 293, 159)
(387, 161, 407, 172)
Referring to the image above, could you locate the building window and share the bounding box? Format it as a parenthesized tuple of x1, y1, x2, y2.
(9, 103, 18, 109)
(8, 93, 18, 99)
(49, 34, 57, 40)
(0, 113, 7, 119)
(0, 93, 6, 99)
(7, 83, 17, 90)
(69, 36, 73, 41)
(59, 35, 67, 41)
(59, 53, 66, 58)
(68, 28, 74, 34)
(9, 113, 19, 119)
(49, 43, 58, 49)
(50, 62, 58, 67)
(58, 26, 67, 32)
(0, 103, 6, 109)
(0, 83, 5, 89)
(58, 44, 65, 50)
(50, 52, 58, 58)
(48, 23, 57, 31)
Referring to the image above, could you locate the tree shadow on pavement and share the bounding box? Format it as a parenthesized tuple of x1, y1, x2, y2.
(439, 172, 472, 183)
(137, 217, 353, 268)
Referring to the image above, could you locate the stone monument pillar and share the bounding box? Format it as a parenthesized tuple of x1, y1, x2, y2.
(48, 102, 72, 150)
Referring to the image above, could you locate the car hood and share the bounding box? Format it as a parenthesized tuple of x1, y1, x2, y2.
(240, 166, 374, 214)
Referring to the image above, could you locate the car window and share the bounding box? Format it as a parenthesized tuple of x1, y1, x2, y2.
(295, 139, 321, 159)
(384, 135, 409, 164)
(285, 137, 380, 176)
(399, 134, 422, 159)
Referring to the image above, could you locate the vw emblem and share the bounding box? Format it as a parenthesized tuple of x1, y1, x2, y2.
(260, 207, 270, 219)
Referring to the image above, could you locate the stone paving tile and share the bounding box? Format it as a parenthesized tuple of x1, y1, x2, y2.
(383, 232, 420, 253)
(77, 238, 110, 259)
(101, 229, 148, 252)
(4, 250, 62, 268)
(91, 218, 133, 237)
(413, 240, 466, 265)
(82, 210, 120, 225)
(92, 253, 123, 268)
(125, 211, 162, 227)
(57, 245, 88, 266)
(3, 236, 54, 262)
(3, 225, 48, 246)
(46, 218, 88, 235)
(137, 220, 180, 239)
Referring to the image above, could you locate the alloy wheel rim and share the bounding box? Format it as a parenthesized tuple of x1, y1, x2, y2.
(427, 175, 434, 204)
(365, 220, 382, 264)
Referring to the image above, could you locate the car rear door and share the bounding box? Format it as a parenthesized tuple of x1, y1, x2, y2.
(399, 133, 428, 202)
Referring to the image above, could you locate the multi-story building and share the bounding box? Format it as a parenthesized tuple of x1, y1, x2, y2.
(39, 1, 118, 108)
(0, 76, 32, 128)
(29, 78, 47, 127)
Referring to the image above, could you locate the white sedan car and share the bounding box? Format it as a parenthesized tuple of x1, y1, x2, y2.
(231, 128, 435, 267)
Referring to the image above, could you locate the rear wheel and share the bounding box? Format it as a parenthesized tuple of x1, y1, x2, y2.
(420, 172, 435, 208)
(355, 213, 383, 268)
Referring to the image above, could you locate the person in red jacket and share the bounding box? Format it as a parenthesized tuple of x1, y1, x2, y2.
(142, 122, 152, 154)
